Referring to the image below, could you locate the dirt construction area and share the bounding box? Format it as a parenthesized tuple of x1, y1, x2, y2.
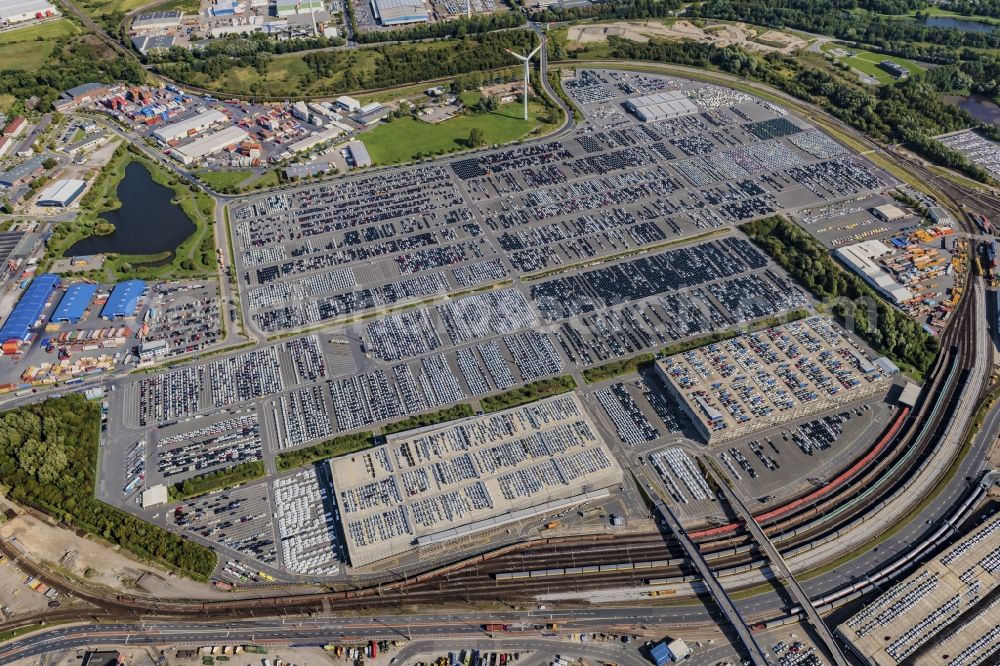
(0, 511, 232, 601)
(566, 20, 807, 54)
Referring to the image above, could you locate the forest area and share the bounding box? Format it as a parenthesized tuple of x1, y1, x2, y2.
(0, 395, 216, 579)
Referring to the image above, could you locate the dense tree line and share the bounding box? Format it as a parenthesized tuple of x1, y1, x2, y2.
(689, 0, 1000, 50)
(382, 404, 474, 434)
(301, 31, 537, 91)
(0, 395, 216, 579)
(275, 431, 373, 471)
(606, 38, 995, 184)
(148, 33, 346, 79)
(741, 217, 939, 374)
(354, 11, 524, 44)
(687, 0, 1000, 99)
(481, 376, 577, 412)
(168, 461, 265, 500)
(0, 39, 144, 110)
(533, 0, 682, 22)
(939, 0, 1000, 18)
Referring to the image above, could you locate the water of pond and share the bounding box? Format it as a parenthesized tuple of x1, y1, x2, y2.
(66, 161, 195, 257)
(942, 94, 1000, 126)
(924, 15, 996, 33)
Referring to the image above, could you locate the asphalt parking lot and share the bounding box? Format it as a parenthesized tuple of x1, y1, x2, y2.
(98, 68, 903, 581)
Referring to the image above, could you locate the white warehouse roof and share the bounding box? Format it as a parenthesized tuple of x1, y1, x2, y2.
(372, 0, 427, 24)
(835, 240, 914, 304)
(174, 125, 249, 164)
(624, 90, 697, 122)
(0, 0, 57, 21)
(36, 179, 86, 207)
(153, 109, 228, 144)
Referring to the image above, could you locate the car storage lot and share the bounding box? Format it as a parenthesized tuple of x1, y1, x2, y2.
(98, 69, 900, 581)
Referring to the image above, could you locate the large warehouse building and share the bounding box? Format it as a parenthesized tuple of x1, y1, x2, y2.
(655, 316, 894, 444)
(835, 240, 914, 305)
(172, 125, 249, 164)
(370, 0, 428, 26)
(329, 394, 623, 568)
(36, 179, 87, 208)
(0, 274, 59, 344)
(153, 109, 228, 144)
(624, 91, 698, 122)
(101, 280, 146, 319)
(51, 284, 98, 323)
(0, 0, 58, 25)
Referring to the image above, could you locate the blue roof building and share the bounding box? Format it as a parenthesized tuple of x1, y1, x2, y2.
(101, 279, 146, 319)
(0, 273, 59, 343)
(51, 283, 98, 323)
(650, 642, 671, 666)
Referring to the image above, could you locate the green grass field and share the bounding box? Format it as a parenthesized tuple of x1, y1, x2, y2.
(821, 42, 924, 84)
(196, 169, 254, 190)
(0, 40, 55, 71)
(77, 0, 151, 16)
(0, 18, 80, 44)
(0, 18, 80, 71)
(362, 102, 555, 165)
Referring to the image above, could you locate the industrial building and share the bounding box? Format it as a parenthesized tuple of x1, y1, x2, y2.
(50, 284, 98, 323)
(370, 0, 428, 26)
(835, 240, 915, 305)
(131, 10, 183, 31)
(346, 140, 372, 168)
(64, 132, 109, 157)
(350, 102, 388, 126)
(0, 157, 44, 188)
(650, 639, 691, 665)
(0, 274, 59, 344)
(878, 59, 910, 79)
(276, 0, 324, 16)
(172, 125, 249, 164)
(335, 96, 361, 112)
(53, 83, 114, 112)
(152, 109, 229, 144)
(132, 34, 177, 54)
(329, 394, 623, 568)
(100, 280, 146, 320)
(872, 203, 907, 222)
(623, 91, 698, 122)
(655, 316, 893, 444)
(837, 513, 1000, 665)
(36, 179, 87, 208)
(284, 126, 345, 156)
(0, 0, 58, 25)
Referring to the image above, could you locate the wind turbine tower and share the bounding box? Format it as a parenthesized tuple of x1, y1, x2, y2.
(466, 0, 470, 19)
(505, 39, 543, 121)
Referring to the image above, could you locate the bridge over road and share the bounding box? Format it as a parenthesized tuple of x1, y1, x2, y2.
(655, 500, 772, 666)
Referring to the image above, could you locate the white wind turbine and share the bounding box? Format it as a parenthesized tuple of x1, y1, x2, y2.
(505, 38, 544, 121)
